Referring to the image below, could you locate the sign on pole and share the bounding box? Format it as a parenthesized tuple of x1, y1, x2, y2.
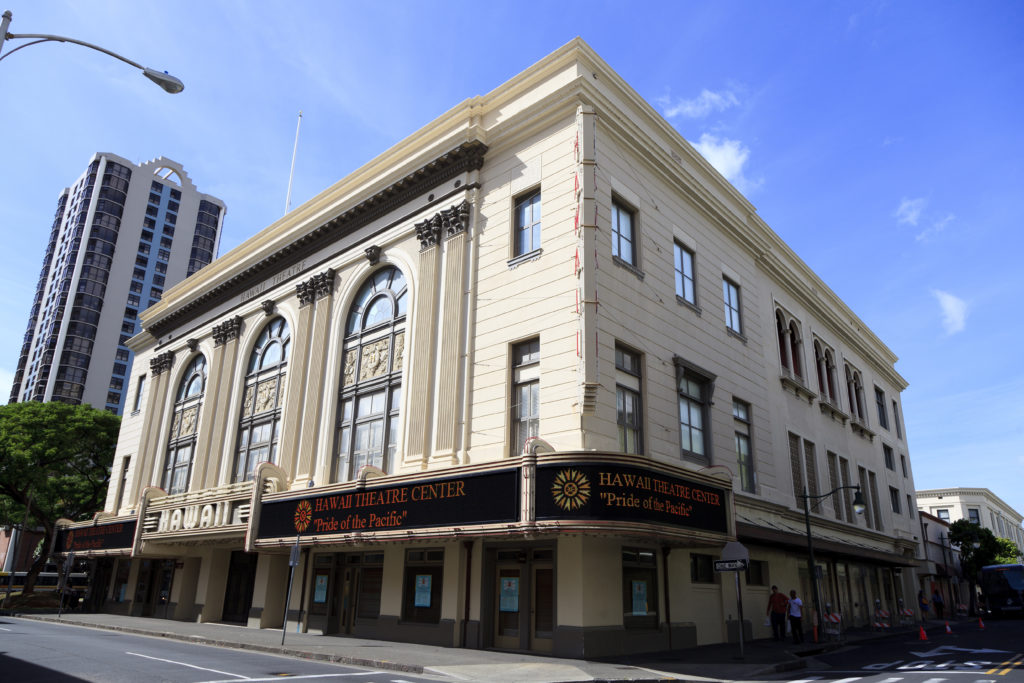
(714, 559, 749, 572)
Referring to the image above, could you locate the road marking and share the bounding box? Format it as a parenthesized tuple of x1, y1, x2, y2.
(832, 678, 863, 683)
(786, 678, 823, 683)
(199, 675, 378, 682)
(876, 678, 903, 683)
(986, 653, 1023, 676)
(127, 651, 250, 679)
(0, 627, 11, 631)
(920, 678, 948, 683)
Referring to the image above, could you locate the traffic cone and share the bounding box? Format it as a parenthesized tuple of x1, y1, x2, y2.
(919, 626, 928, 641)
(978, 617, 985, 630)
(945, 622, 952, 634)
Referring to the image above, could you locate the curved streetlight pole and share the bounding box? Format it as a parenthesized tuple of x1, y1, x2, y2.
(0, 10, 183, 93)
(801, 484, 867, 636)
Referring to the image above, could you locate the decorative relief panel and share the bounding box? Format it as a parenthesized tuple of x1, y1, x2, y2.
(180, 406, 198, 436)
(343, 349, 358, 387)
(170, 412, 181, 439)
(243, 385, 255, 416)
(394, 331, 405, 371)
(359, 339, 390, 381)
(255, 378, 278, 413)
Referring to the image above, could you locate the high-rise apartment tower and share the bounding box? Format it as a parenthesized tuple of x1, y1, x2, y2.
(9, 153, 226, 414)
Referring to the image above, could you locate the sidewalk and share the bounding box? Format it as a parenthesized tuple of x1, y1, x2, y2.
(4, 611, 959, 682)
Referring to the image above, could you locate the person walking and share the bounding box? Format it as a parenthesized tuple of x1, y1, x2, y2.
(767, 585, 789, 641)
(788, 589, 804, 644)
(932, 589, 945, 619)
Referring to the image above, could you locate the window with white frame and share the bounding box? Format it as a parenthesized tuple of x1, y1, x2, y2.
(511, 338, 540, 455)
(723, 277, 742, 334)
(733, 399, 755, 493)
(233, 317, 290, 482)
(164, 355, 206, 494)
(674, 356, 715, 464)
(673, 241, 696, 305)
(611, 199, 637, 266)
(513, 189, 541, 257)
(336, 266, 407, 480)
(615, 345, 643, 454)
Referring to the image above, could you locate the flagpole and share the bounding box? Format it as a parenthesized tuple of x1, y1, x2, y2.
(284, 110, 303, 215)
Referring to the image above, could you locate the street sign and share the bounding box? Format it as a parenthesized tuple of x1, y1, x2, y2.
(714, 559, 748, 572)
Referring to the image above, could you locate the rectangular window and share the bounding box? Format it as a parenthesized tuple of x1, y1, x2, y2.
(826, 451, 843, 520)
(745, 559, 768, 586)
(675, 358, 715, 464)
(889, 486, 901, 513)
(722, 277, 742, 334)
(858, 466, 874, 529)
(402, 549, 444, 624)
(513, 190, 541, 256)
(690, 553, 715, 584)
(132, 374, 146, 413)
(936, 508, 950, 521)
(733, 399, 755, 493)
(883, 444, 895, 471)
(875, 387, 889, 429)
(968, 508, 980, 524)
(511, 338, 540, 456)
(611, 199, 637, 266)
(892, 399, 902, 438)
(900, 454, 908, 477)
(673, 242, 696, 305)
(622, 548, 658, 628)
(868, 471, 883, 531)
(616, 346, 643, 454)
(907, 494, 914, 518)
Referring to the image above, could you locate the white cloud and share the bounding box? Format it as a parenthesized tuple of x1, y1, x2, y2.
(894, 197, 927, 226)
(692, 133, 760, 193)
(915, 213, 955, 242)
(0, 368, 12, 403)
(932, 290, 968, 335)
(658, 89, 739, 119)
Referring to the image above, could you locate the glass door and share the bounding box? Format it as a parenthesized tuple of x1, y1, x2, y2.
(530, 563, 553, 652)
(494, 565, 521, 650)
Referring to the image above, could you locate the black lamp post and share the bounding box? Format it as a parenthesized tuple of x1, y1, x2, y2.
(800, 484, 867, 632)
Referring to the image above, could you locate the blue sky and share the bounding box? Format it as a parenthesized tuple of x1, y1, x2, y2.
(1, 1, 1022, 520)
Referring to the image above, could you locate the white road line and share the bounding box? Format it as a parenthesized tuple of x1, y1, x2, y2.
(126, 651, 250, 679)
(877, 678, 904, 683)
(0, 627, 11, 631)
(832, 678, 863, 683)
(787, 678, 823, 683)
(920, 678, 948, 683)
(198, 675, 379, 682)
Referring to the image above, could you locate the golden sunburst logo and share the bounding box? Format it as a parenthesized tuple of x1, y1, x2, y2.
(294, 500, 313, 533)
(552, 468, 591, 511)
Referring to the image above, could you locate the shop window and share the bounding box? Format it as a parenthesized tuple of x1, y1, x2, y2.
(690, 553, 716, 584)
(351, 552, 384, 619)
(402, 549, 444, 624)
(622, 548, 658, 629)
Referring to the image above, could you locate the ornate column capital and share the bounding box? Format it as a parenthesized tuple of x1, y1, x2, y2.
(150, 351, 175, 376)
(212, 316, 243, 346)
(415, 199, 471, 250)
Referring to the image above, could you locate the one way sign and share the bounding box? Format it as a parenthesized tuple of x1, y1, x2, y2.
(714, 559, 748, 572)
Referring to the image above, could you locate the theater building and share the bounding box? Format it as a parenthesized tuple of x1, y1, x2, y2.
(56, 39, 920, 656)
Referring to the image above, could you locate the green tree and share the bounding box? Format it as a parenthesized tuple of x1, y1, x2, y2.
(993, 536, 1022, 565)
(0, 401, 119, 592)
(948, 520, 1003, 615)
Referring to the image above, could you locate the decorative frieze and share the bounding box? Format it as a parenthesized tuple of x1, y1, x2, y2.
(150, 351, 175, 375)
(212, 316, 243, 346)
(415, 200, 471, 250)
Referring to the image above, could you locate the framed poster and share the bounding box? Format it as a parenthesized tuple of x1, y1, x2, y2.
(631, 579, 648, 616)
(499, 577, 520, 612)
(414, 574, 432, 607)
(313, 573, 329, 603)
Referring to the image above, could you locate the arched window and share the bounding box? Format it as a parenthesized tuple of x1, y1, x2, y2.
(336, 266, 407, 480)
(788, 321, 803, 379)
(163, 354, 206, 494)
(233, 317, 290, 482)
(776, 311, 789, 371)
(814, 341, 826, 394)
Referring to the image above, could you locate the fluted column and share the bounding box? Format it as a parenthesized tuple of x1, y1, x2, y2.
(295, 269, 336, 483)
(133, 351, 175, 500)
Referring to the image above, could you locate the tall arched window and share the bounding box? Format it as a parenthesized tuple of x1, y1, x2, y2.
(234, 317, 290, 482)
(163, 354, 206, 494)
(788, 321, 803, 379)
(335, 267, 407, 481)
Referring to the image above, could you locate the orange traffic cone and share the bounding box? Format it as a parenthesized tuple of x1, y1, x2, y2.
(919, 626, 928, 641)
(979, 617, 985, 630)
(945, 622, 952, 634)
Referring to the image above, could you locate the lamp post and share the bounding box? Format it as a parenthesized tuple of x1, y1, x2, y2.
(0, 10, 183, 93)
(800, 484, 867, 633)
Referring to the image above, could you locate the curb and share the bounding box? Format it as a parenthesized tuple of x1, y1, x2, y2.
(14, 614, 425, 675)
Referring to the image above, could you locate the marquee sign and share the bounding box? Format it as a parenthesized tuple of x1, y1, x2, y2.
(256, 468, 520, 539)
(55, 520, 137, 553)
(535, 462, 728, 534)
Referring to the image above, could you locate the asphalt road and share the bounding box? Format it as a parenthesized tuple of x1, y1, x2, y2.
(766, 618, 1024, 683)
(0, 617, 438, 683)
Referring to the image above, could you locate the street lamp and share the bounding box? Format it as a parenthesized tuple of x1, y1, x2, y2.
(800, 484, 867, 635)
(0, 10, 183, 93)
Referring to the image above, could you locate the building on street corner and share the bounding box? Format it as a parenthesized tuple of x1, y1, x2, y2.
(916, 487, 1024, 559)
(56, 39, 922, 657)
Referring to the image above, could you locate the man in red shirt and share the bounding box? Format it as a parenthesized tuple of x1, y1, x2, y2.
(766, 585, 788, 641)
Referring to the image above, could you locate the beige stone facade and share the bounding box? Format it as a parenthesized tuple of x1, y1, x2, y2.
(916, 487, 1024, 556)
(58, 39, 922, 656)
